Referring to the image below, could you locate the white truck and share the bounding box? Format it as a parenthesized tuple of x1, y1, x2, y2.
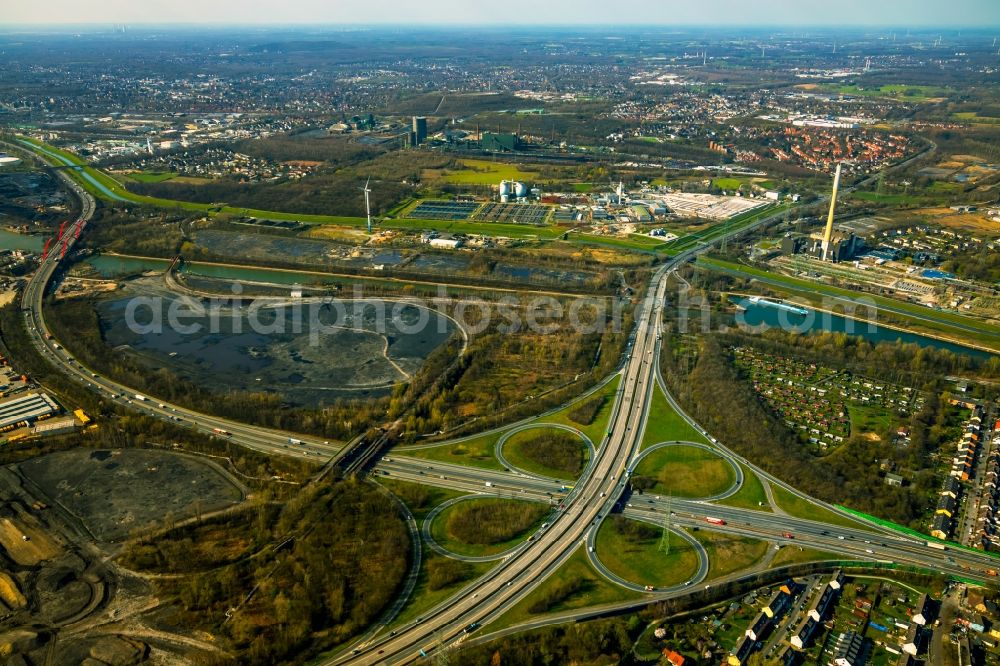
(134, 394, 147, 401)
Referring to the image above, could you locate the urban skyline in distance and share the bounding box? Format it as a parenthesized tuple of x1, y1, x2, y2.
(3, 0, 1000, 27)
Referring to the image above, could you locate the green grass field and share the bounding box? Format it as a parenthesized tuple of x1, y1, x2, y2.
(633, 445, 736, 498)
(851, 191, 930, 205)
(501, 427, 590, 479)
(640, 385, 712, 449)
(489, 545, 641, 631)
(712, 177, 743, 190)
(571, 233, 666, 253)
(402, 431, 505, 471)
(696, 530, 769, 580)
(442, 159, 539, 185)
(126, 171, 177, 183)
(715, 463, 771, 511)
(595, 520, 700, 588)
(954, 111, 1000, 125)
(847, 403, 895, 436)
(811, 83, 950, 102)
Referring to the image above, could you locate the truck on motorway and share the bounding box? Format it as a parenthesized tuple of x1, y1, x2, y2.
(705, 517, 726, 526)
(782, 532, 794, 539)
(485, 482, 493, 487)
(926, 541, 947, 551)
(134, 394, 147, 401)
(289, 438, 303, 445)
(213, 427, 231, 437)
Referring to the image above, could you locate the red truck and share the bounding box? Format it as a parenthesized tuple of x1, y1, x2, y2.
(705, 517, 726, 526)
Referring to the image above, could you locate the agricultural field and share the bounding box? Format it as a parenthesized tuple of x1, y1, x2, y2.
(800, 83, 952, 102)
(732, 346, 922, 451)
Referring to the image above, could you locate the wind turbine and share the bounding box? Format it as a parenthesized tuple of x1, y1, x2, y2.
(362, 177, 373, 234)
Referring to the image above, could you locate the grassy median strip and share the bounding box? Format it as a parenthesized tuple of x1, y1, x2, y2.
(640, 384, 711, 449)
(769, 484, 875, 532)
(404, 432, 505, 471)
(769, 544, 843, 568)
(715, 463, 771, 511)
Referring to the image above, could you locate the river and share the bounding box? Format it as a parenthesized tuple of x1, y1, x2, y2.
(0, 228, 45, 252)
(735, 297, 992, 360)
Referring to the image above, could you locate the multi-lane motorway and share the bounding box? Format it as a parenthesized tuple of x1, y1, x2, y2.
(375, 455, 1000, 585)
(17, 138, 989, 665)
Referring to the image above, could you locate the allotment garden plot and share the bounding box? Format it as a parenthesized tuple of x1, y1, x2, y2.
(732, 347, 923, 452)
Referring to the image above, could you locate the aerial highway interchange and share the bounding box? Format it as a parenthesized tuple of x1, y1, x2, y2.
(15, 144, 996, 665)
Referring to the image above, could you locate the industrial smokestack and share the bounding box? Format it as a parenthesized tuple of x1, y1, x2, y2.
(821, 163, 843, 262)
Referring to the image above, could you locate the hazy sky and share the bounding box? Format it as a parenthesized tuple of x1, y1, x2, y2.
(4, 0, 1000, 27)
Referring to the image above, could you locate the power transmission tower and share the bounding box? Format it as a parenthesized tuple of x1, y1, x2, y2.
(433, 629, 451, 666)
(658, 493, 673, 555)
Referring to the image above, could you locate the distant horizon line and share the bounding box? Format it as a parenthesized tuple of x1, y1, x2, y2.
(1, 22, 999, 30)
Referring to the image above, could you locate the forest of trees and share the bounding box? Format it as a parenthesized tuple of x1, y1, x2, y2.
(446, 500, 549, 545)
(452, 616, 642, 666)
(138, 479, 410, 665)
(508, 430, 587, 476)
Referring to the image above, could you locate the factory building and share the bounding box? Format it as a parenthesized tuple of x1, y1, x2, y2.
(0, 392, 59, 431)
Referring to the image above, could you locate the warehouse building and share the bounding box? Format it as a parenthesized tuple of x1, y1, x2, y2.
(0, 392, 59, 430)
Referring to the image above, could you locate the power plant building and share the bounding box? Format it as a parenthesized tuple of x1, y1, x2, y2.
(412, 116, 428, 145)
(481, 132, 519, 152)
